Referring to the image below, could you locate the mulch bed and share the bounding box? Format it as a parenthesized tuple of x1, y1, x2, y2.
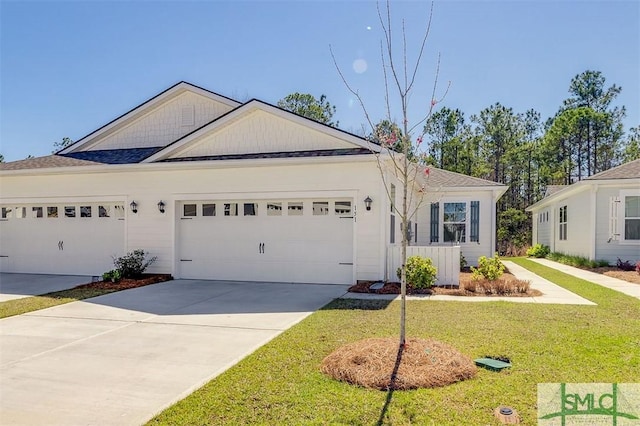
(590, 267, 640, 285)
(321, 337, 477, 390)
(75, 274, 172, 291)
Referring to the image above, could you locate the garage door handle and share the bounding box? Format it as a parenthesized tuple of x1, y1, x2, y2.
(339, 262, 353, 265)
(339, 216, 354, 219)
(0, 255, 8, 258)
(180, 259, 192, 262)
(259, 242, 265, 253)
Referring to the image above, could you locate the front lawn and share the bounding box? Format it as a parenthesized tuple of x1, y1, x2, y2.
(148, 258, 640, 425)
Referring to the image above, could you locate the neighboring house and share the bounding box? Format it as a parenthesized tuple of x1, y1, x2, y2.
(527, 159, 640, 264)
(0, 82, 506, 284)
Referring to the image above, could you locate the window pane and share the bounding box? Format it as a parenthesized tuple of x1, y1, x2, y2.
(244, 203, 257, 216)
(224, 203, 238, 216)
(65, 206, 76, 218)
(114, 205, 125, 218)
(335, 201, 351, 215)
(625, 196, 640, 218)
(625, 219, 640, 240)
(444, 223, 466, 243)
(47, 207, 58, 218)
(390, 184, 396, 213)
(99, 205, 110, 218)
(267, 202, 282, 216)
(32, 207, 43, 218)
(80, 206, 92, 218)
(203, 204, 215, 216)
(443, 203, 466, 223)
(183, 204, 197, 217)
(288, 202, 303, 216)
(313, 201, 329, 215)
(1, 207, 12, 219)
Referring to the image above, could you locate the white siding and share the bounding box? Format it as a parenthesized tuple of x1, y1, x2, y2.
(170, 109, 356, 158)
(86, 92, 234, 150)
(553, 190, 591, 258)
(595, 185, 640, 263)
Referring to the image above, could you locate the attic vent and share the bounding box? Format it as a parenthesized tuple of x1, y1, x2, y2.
(181, 105, 195, 126)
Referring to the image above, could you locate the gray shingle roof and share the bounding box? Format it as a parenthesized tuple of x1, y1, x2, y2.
(545, 185, 566, 197)
(62, 147, 163, 164)
(585, 159, 640, 180)
(0, 155, 102, 170)
(425, 167, 505, 188)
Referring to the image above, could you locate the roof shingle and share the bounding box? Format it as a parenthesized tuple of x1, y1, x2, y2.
(585, 159, 640, 180)
(0, 155, 101, 171)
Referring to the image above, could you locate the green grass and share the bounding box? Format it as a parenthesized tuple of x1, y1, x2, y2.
(0, 287, 117, 319)
(148, 258, 640, 425)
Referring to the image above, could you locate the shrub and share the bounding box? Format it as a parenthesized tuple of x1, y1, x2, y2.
(526, 244, 550, 258)
(461, 278, 530, 295)
(547, 252, 609, 269)
(636, 261, 640, 275)
(102, 269, 121, 282)
(460, 253, 468, 271)
(471, 253, 505, 281)
(616, 258, 636, 271)
(113, 249, 157, 279)
(397, 256, 438, 290)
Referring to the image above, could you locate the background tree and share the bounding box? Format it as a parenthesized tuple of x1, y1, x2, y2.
(423, 107, 465, 170)
(53, 137, 73, 153)
(622, 126, 640, 163)
(277, 93, 338, 127)
(0, 154, 4, 163)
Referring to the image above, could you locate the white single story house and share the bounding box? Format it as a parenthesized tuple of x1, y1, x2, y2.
(527, 159, 640, 264)
(0, 82, 507, 284)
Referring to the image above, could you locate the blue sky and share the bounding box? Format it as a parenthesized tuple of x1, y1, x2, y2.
(1, 0, 638, 162)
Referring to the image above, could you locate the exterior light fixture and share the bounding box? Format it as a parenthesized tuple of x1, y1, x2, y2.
(157, 200, 165, 213)
(130, 200, 138, 214)
(364, 196, 373, 211)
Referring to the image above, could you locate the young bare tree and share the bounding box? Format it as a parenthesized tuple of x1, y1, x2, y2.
(332, 1, 448, 346)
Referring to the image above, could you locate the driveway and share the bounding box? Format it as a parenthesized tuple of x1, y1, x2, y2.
(0, 279, 348, 425)
(0, 273, 92, 301)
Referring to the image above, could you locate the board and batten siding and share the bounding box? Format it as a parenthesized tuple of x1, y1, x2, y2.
(0, 160, 385, 282)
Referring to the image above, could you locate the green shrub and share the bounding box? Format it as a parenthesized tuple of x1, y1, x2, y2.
(471, 253, 505, 281)
(526, 244, 550, 258)
(460, 252, 468, 271)
(113, 249, 157, 279)
(102, 269, 121, 282)
(397, 256, 438, 289)
(547, 252, 609, 269)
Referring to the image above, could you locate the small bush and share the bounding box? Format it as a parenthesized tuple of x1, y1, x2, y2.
(397, 256, 438, 290)
(547, 252, 609, 269)
(616, 258, 636, 271)
(460, 253, 468, 271)
(526, 244, 550, 258)
(102, 269, 121, 282)
(471, 253, 505, 281)
(461, 278, 530, 295)
(113, 249, 157, 279)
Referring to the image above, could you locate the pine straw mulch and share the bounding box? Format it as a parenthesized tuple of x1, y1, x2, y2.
(349, 271, 542, 297)
(74, 274, 173, 291)
(320, 337, 477, 390)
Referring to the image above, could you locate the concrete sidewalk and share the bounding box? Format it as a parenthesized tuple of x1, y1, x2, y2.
(0, 279, 348, 426)
(530, 258, 640, 300)
(341, 260, 595, 305)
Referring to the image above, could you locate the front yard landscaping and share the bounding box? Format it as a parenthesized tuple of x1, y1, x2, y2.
(147, 258, 640, 425)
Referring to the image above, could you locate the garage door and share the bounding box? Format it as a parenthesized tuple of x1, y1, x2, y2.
(0, 203, 125, 275)
(177, 199, 354, 284)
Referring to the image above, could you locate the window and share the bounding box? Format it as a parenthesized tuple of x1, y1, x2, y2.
(99, 206, 110, 218)
(390, 184, 396, 213)
(16, 207, 26, 218)
(335, 201, 351, 215)
(32, 207, 43, 218)
(114, 205, 125, 218)
(203, 204, 216, 216)
(1, 207, 12, 219)
(313, 201, 329, 215)
(224, 203, 238, 216)
(267, 202, 282, 216)
(624, 195, 640, 240)
(47, 207, 58, 218)
(183, 204, 197, 217)
(288, 202, 303, 216)
(244, 203, 257, 216)
(443, 202, 466, 243)
(65, 206, 76, 218)
(80, 206, 92, 218)
(559, 205, 567, 241)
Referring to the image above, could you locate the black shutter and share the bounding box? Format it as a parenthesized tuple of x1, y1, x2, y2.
(430, 202, 439, 243)
(470, 201, 480, 242)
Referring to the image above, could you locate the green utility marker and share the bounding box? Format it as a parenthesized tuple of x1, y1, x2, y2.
(474, 358, 512, 372)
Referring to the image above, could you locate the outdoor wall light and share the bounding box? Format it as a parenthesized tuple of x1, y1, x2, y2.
(157, 200, 165, 213)
(364, 196, 373, 211)
(130, 200, 138, 214)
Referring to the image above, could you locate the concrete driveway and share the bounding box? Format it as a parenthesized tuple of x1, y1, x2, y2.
(0, 279, 348, 425)
(0, 273, 93, 301)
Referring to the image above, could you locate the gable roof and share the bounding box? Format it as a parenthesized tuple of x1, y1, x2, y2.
(545, 185, 566, 197)
(59, 81, 241, 154)
(585, 158, 640, 180)
(0, 155, 102, 170)
(425, 167, 506, 189)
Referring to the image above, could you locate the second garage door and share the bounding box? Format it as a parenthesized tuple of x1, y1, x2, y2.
(177, 199, 354, 284)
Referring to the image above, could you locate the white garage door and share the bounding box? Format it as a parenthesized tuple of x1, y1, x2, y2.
(0, 203, 125, 275)
(177, 199, 354, 284)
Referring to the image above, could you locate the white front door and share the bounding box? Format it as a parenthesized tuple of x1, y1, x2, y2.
(177, 199, 354, 284)
(0, 203, 125, 275)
